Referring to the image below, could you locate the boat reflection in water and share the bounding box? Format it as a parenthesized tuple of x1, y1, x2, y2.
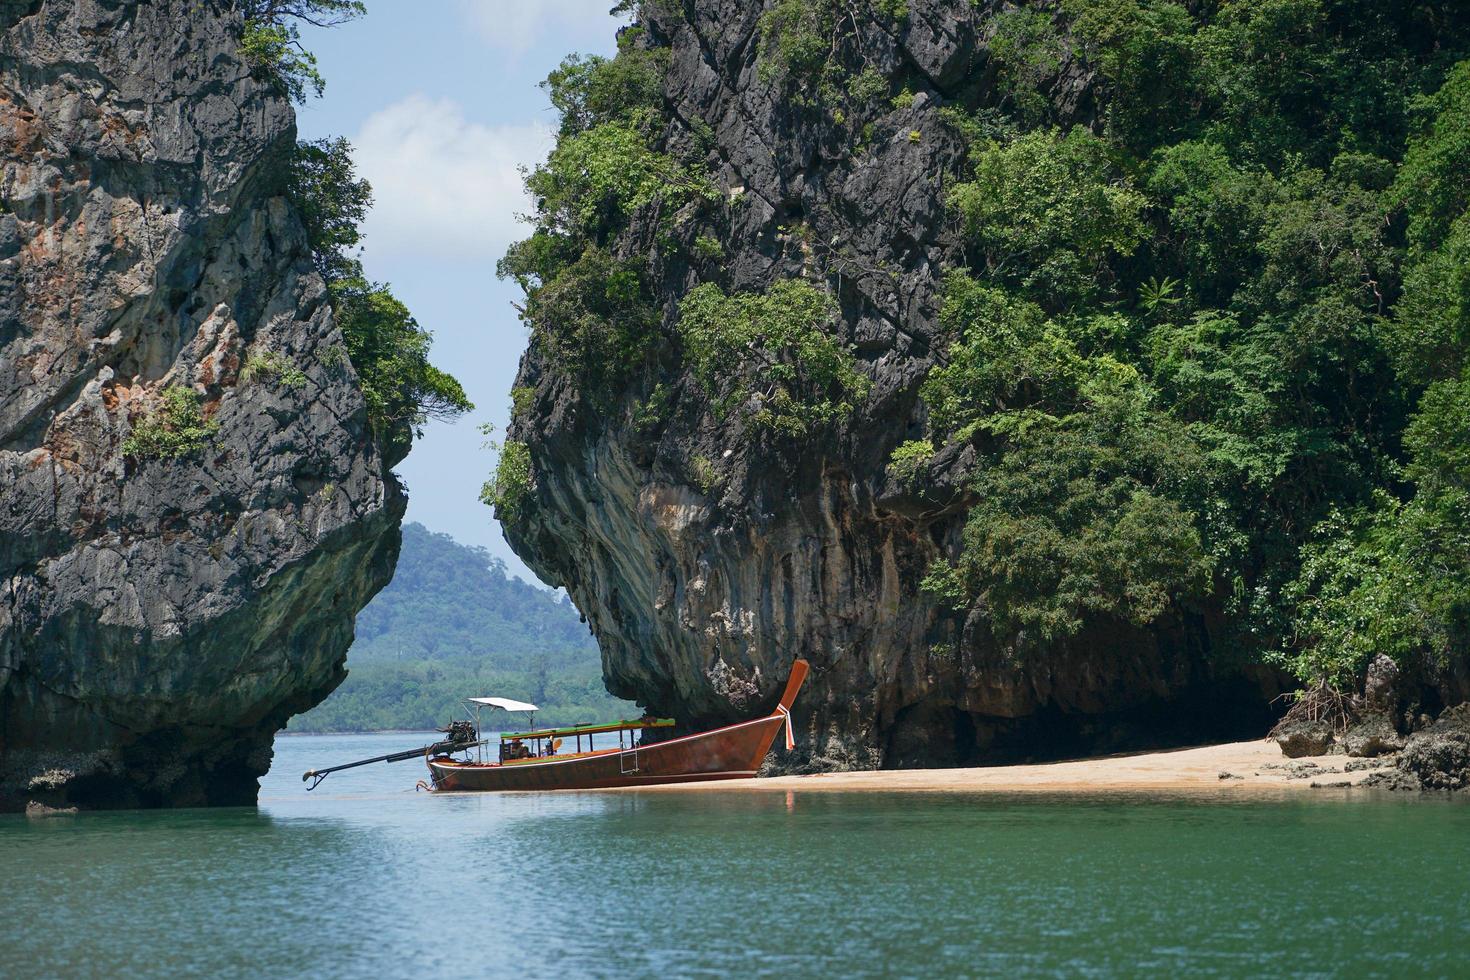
(426, 660, 809, 792)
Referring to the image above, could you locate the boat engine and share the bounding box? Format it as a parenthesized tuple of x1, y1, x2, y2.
(302, 720, 481, 790)
(439, 720, 477, 745)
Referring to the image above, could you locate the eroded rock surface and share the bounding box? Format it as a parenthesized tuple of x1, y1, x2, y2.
(1340, 715, 1406, 759)
(504, 1, 1279, 771)
(1369, 705, 1470, 792)
(1275, 719, 1335, 760)
(0, 0, 401, 809)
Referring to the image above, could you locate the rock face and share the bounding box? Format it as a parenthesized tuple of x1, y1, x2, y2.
(1368, 705, 1470, 792)
(0, 0, 401, 809)
(1339, 716, 1406, 759)
(1274, 719, 1335, 760)
(504, 0, 1279, 770)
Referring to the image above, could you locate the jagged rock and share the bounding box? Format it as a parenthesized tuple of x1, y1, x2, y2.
(0, 0, 401, 810)
(1365, 704, 1470, 792)
(1344, 756, 1395, 773)
(1340, 714, 1407, 758)
(1273, 719, 1335, 759)
(503, 0, 1279, 770)
(1361, 768, 1423, 791)
(1432, 703, 1470, 734)
(1395, 732, 1470, 791)
(1393, 705, 1470, 787)
(1285, 761, 1336, 780)
(24, 801, 78, 818)
(1362, 654, 1401, 714)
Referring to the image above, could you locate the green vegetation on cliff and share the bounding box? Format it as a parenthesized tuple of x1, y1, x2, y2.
(497, 30, 718, 401)
(239, 1, 364, 103)
(756, 0, 910, 102)
(910, 1, 1470, 690)
(501, 0, 1470, 705)
(288, 136, 472, 461)
(481, 433, 532, 523)
(494, 17, 870, 520)
(290, 524, 632, 732)
(242, 3, 472, 460)
(678, 279, 870, 435)
(122, 386, 220, 459)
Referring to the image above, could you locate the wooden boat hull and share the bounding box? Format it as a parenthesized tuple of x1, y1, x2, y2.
(427, 713, 789, 792)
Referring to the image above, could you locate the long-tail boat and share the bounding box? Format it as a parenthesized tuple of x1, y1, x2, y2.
(424, 659, 809, 792)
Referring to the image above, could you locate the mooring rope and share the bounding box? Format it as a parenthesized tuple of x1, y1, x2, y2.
(775, 704, 795, 751)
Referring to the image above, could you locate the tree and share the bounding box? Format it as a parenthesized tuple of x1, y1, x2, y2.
(238, 0, 364, 103)
(333, 280, 473, 464)
(238, 1, 365, 27)
(948, 126, 1146, 309)
(246, 5, 471, 458)
(288, 137, 370, 285)
(677, 279, 870, 434)
(908, 4, 1470, 686)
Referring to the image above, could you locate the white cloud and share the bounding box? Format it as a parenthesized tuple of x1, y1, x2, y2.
(350, 95, 552, 262)
(454, 0, 621, 56)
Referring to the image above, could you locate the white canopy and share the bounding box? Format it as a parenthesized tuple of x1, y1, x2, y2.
(466, 697, 539, 713)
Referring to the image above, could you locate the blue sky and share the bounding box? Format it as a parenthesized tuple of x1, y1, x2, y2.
(294, 2, 623, 582)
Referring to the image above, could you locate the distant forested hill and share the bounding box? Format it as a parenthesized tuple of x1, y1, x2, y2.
(289, 524, 634, 731)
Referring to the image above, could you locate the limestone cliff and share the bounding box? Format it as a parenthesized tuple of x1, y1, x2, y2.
(0, 0, 401, 809)
(503, 0, 1284, 770)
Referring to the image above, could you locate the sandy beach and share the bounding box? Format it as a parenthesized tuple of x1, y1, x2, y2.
(639, 740, 1396, 797)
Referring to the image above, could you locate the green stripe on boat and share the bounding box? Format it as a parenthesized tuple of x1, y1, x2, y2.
(500, 718, 676, 740)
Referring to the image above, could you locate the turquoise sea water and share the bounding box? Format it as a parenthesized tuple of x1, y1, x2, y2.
(3, 731, 1468, 978)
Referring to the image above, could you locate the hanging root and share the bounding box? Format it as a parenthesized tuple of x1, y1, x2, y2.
(1270, 679, 1358, 737)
